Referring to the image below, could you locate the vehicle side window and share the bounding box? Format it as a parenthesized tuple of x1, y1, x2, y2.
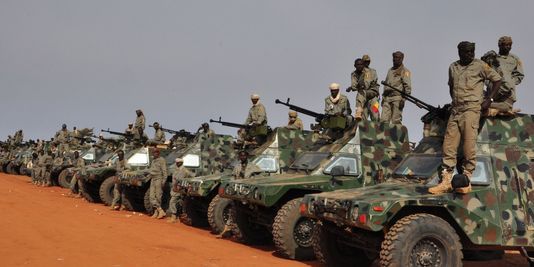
(324, 156, 359, 176)
(183, 154, 200, 168)
(128, 149, 149, 166)
(254, 156, 278, 173)
(467, 159, 491, 185)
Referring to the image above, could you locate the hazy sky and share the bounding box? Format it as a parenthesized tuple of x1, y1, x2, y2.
(1, 1, 533, 143)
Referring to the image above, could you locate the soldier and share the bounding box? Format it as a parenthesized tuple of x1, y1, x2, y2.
(429, 41, 501, 195)
(245, 94, 268, 126)
(56, 124, 70, 154)
(381, 51, 412, 124)
(41, 150, 53, 186)
(110, 150, 127, 210)
(148, 122, 166, 145)
(69, 150, 87, 198)
(70, 126, 81, 146)
(14, 130, 23, 146)
(30, 152, 39, 184)
(485, 36, 525, 116)
(132, 127, 148, 146)
(167, 157, 193, 223)
(347, 58, 380, 121)
(135, 109, 146, 131)
(125, 123, 134, 135)
(285, 111, 304, 130)
(148, 149, 168, 219)
(34, 150, 45, 185)
(325, 82, 352, 120)
(196, 122, 215, 139)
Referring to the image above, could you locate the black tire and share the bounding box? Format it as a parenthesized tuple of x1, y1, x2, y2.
(273, 198, 316, 260)
(380, 213, 463, 267)
(81, 180, 102, 203)
(234, 204, 272, 245)
(180, 196, 208, 227)
(6, 162, 14, 175)
(99, 176, 116, 206)
(312, 221, 372, 267)
(58, 170, 72, 189)
(207, 195, 233, 234)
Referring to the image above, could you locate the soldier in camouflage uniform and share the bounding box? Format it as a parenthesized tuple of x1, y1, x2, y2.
(42, 150, 53, 186)
(196, 123, 215, 139)
(110, 150, 127, 210)
(325, 83, 352, 118)
(147, 122, 166, 145)
(245, 94, 268, 126)
(285, 111, 304, 130)
(14, 130, 23, 146)
(429, 41, 501, 195)
(34, 150, 45, 185)
(69, 150, 87, 198)
(148, 149, 168, 219)
(381, 51, 412, 124)
(347, 58, 380, 121)
(70, 126, 80, 147)
(485, 36, 525, 116)
(56, 124, 70, 155)
(135, 109, 145, 131)
(167, 158, 193, 223)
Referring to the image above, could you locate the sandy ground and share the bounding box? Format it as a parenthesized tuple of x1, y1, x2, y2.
(0, 173, 530, 267)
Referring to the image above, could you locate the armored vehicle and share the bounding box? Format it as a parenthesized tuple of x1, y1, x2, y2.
(301, 113, 534, 266)
(177, 127, 317, 233)
(56, 147, 116, 189)
(219, 120, 410, 260)
(117, 133, 236, 214)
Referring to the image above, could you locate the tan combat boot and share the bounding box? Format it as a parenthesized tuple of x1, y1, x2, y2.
(455, 171, 472, 194)
(156, 207, 166, 219)
(428, 169, 453, 194)
(354, 107, 363, 121)
(151, 209, 159, 219)
(167, 214, 177, 223)
(216, 224, 232, 239)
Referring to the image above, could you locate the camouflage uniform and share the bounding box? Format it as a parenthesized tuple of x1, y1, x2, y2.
(14, 130, 23, 146)
(245, 102, 268, 126)
(197, 129, 215, 140)
(381, 65, 412, 124)
(167, 165, 193, 216)
(70, 157, 87, 195)
(132, 131, 148, 146)
(35, 153, 47, 185)
(56, 129, 70, 154)
(232, 162, 262, 179)
(110, 158, 127, 208)
(148, 157, 168, 210)
(70, 129, 81, 146)
(350, 68, 380, 121)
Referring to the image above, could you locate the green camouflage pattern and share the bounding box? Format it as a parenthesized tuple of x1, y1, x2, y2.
(301, 113, 534, 249)
(180, 128, 317, 198)
(220, 120, 410, 208)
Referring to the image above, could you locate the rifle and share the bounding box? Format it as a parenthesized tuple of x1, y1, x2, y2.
(275, 98, 326, 122)
(209, 117, 251, 129)
(74, 135, 96, 144)
(149, 124, 195, 139)
(381, 81, 449, 123)
(101, 129, 134, 140)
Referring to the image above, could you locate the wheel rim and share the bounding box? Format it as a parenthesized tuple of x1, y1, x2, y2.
(409, 237, 446, 267)
(293, 218, 315, 247)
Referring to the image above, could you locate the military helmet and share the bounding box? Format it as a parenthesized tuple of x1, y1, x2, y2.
(329, 83, 340, 90)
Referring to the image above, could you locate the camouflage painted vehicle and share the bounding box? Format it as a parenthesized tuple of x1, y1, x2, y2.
(5, 148, 33, 175)
(177, 128, 318, 233)
(56, 147, 116, 188)
(219, 120, 410, 260)
(300, 113, 534, 267)
(118, 134, 236, 214)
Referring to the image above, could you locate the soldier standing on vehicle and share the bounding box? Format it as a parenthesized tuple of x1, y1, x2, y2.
(135, 109, 145, 131)
(14, 130, 23, 146)
(285, 111, 304, 130)
(132, 127, 148, 146)
(429, 41, 501, 195)
(110, 150, 127, 210)
(325, 83, 352, 118)
(485, 36, 525, 116)
(167, 158, 193, 223)
(245, 94, 268, 126)
(347, 57, 380, 121)
(381, 51, 412, 124)
(70, 126, 81, 146)
(69, 150, 87, 198)
(148, 149, 168, 219)
(56, 124, 70, 154)
(148, 122, 166, 145)
(196, 122, 215, 139)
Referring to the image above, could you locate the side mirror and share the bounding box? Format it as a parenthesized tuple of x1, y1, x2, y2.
(330, 165, 345, 177)
(451, 174, 470, 189)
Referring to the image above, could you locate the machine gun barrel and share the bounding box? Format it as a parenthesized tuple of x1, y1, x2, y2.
(101, 128, 133, 139)
(275, 98, 325, 121)
(209, 117, 250, 129)
(149, 124, 194, 138)
(380, 81, 436, 112)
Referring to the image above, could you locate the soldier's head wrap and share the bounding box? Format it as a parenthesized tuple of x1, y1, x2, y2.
(457, 41, 475, 51)
(128, 123, 133, 126)
(362, 54, 371, 61)
(251, 94, 260, 100)
(175, 158, 183, 163)
(498, 36, 512, 45)
(329, 83, 340, 90)
(288, 110, 297, 117)
(392, 51, 404, 58)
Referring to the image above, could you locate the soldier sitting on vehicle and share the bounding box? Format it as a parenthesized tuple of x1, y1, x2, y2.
(321, 83, 353, 141)
(196, 122, 215, 140)
(147, 122, 166, 145)
(285, 111, 304, 130)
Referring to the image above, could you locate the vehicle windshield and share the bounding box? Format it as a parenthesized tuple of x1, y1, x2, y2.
(289, 152, 330, 171)
(393, 154, 442, 179)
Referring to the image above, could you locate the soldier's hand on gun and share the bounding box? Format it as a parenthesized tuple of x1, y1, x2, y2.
(481, 98, 492, 111)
